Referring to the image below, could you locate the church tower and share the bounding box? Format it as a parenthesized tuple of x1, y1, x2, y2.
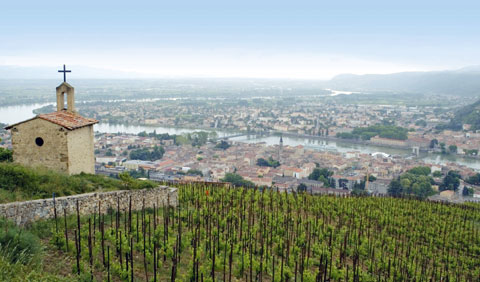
(5, 66, 98, 175)
(278, 135, 283, 161)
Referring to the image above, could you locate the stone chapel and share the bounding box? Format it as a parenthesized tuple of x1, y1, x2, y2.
(5, 75, 98, 174)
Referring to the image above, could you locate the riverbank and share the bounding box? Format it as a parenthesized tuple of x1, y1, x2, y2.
(1, 103, 479, 170)
(275, 131, 418, 152)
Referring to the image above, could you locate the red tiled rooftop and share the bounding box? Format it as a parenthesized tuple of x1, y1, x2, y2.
(5, 110, 98, 130)
(38, 110, 98, 130)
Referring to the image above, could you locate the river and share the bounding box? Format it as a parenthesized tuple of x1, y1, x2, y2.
(230, 134, 480, 170)
(1, 103, 479, 170)
(0, 103, 235, 137)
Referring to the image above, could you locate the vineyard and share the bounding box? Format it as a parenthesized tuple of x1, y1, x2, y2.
(42, 184, 480, 281)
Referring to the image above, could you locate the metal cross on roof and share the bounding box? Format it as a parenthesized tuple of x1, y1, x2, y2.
(58, 64, 71, 82)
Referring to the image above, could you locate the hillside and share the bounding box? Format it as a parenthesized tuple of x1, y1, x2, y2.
(2, 65, 480, 97)
(439, 99, 480, 131)
(2, 184, 479, 281)
(327, 67, 480, 96)
(0, 162, 156, 203)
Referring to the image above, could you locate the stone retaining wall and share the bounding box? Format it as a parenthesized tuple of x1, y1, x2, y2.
(0, 186, 177, 225)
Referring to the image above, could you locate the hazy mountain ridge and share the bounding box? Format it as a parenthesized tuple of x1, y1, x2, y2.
(328, 67, 480, 96)
(1, 65, 480, 96)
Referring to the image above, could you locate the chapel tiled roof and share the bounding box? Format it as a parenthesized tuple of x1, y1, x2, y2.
(38, 110, 98, 130)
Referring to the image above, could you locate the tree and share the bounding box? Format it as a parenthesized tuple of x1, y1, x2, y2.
(462, 186, 474, 197)
(256, 158, 270, 167)
(0, 148, 12, 162)
(268, 157, 281, 168)
(388, 172, 435, 199)
(129, 146, 164, 161)
(465, 149, 478, 156)
(407, 166, 431, 176)
(351, 188, 368, 196)
(118, 172, 138, 190)
(308, 168, 333, 187)
(187, 169, 203, 177)
(366, 175, 377, 182)
(440, 143, 446, 154)
(433, 171, 443, 178)
(221, 173, 254, 188)
(415, 119, 427, 127)
(174, 135, 189, 146)
(256, 157, 280, 168)
(215, 140, 230, 150)
(150, 146, 165, 160)
(297, 183, 307, 192)
(466, 173, 480, 185)
(388, 179, 403, 196)
(128, 167, 148, 179)
(105, 149, 114, 156)
(353, 181, 366, 190)
(429, 139, 438, 149)
(448, 144, 458, 154)
(440, 171, 461, 191)
(190, 131, 209, 147)
(336, 124, 409, 141)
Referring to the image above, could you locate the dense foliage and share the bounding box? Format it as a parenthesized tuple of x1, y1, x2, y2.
(256, 157, 281, 168)
(337, 124, 409, 140)
(186, 169, 203, 177)
(407, 166, 431, 176)
(440, 171, 461, 191)
(0, 163, 156, 203)
(308, 168, 333, 187)
(221, 173, 255, 188)
(0, 148, 12, 162)
(463, 186, 474, 197)
(437, 99, 480, 131)
(125, 168, 149, 179)
(215, 140, 231, 150)
(465, 173, 480, 185)
(352, 175, 377, 191)
(34, 184, 480, 281)
(129, 146, 165, 161)
(176, 131, 218, 147)
(388, 167, 435, 199)
(138, 130, 217, 147)
(138, 130, 176, 141)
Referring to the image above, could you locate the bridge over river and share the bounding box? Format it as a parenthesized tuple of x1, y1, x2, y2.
(213, 131, 271, 141)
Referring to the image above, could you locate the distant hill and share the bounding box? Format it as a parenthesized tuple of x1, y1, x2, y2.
(439, 99, 480, 131)
(327, 66, 480, 96)
(2, 65, 480, 96)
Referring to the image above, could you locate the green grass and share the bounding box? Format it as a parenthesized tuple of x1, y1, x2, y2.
(0, 255, 70, 282)
(0, 218, 42, 265)
(0, 163, 157, 203)
(0, 218, 70, 281)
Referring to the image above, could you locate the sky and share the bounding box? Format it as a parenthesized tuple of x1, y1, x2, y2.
(1, 0, 479, 79)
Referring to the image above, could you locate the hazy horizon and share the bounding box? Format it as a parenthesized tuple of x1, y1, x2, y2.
(1, 1, 480, 79)
(1, 64, 480, 81)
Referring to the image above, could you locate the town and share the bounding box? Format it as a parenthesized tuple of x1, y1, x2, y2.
(92, 129, 480, 202)
(31, 94, 480, 156)
(3, 93, 480, 203)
